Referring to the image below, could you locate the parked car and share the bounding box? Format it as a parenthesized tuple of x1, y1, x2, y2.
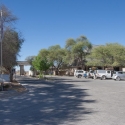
(95, 70, 113, 80)
(74, 70, 85, 78)
(112, 71, 125, 81)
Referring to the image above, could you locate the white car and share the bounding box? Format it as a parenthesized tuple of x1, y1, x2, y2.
(95, 70, 113, 80)
(74, 70, 85, 78)
(112, 71, 125, 81)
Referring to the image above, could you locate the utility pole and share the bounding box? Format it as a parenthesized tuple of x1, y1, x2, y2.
(0, 10, 3, 91)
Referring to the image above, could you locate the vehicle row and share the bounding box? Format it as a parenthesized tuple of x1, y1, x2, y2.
(74, 69, 125, 81)
(74, 70, 94, 78)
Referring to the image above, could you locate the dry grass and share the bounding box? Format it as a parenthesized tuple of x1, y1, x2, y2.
(3, 80, 27, 92)
(11, 80, 27, 92)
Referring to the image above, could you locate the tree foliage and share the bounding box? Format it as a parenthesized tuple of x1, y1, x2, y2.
(32, 55, 52, 73)
(1, 28, 24, 71)
(65, 35, 92, 69)
(38, 49, 49, 58)
(47, 45, 66, 70)
(25, 56, 35, 65)
(25, 56, 36, 71)
(86, 43, 125, 68)
(0, 4, 17, 24)
(0, 4, 24, 81)
(36, 45, 67, 74)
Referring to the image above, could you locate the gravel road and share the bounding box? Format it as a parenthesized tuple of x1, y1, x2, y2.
(0, 75, 125, 125)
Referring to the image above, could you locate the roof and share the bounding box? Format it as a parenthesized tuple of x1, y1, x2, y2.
(17, 61, 30, 66)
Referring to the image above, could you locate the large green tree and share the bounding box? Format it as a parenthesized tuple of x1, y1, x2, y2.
(48, 45, 66, 73)
(65, 36, 92, 69)
(86, 43, 125, 69)
(32, 55, 52, 78)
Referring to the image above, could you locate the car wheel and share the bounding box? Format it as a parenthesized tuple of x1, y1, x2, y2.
(78, 75, 82, 78)
(102, 75, 106, 80)
(116, 76, 120, 81)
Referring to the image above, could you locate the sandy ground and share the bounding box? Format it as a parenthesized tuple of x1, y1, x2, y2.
(10, 80, 27, 92)
(3, 80, 26, 92)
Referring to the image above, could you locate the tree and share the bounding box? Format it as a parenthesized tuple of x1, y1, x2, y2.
(25, 56, 36, 71)
(0, 4, 24, 81)
(86, 43, 125, 69)
(38, 49, 50, 58)
(64, 38, 76, 66)
(37, 49, 51, 74)
(25, 56, 35, 65)
(0, 4, 17, 24)
(32, 55, 52, 78)
(65, 35, 92, 69)
(48, 45, 66, 74)
(2, 28, 24, 81)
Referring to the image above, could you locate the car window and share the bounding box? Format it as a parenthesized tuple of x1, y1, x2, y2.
(118, 72, 123, 74)
(78, 71, 83, 73)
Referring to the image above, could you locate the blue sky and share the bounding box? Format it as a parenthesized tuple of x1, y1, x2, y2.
(1, 0, 125, 70)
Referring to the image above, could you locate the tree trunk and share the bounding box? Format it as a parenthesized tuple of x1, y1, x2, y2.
(9, 68, 13, 82)
(10, 72, 13, 82)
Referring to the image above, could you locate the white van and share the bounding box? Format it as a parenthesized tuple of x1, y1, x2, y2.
(95, 70, 113, 80)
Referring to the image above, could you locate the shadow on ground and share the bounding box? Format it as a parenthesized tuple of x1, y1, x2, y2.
(0, 76, 96, 125)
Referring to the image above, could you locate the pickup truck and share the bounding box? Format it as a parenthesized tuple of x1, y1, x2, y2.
(95, 70, 113, 80)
